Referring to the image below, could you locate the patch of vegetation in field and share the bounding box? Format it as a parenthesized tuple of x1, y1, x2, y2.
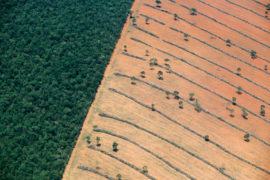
(0, 0, 134, 179)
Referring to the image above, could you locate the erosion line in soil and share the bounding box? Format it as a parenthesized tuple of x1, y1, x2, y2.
(140, 14, 166, 25)
(225, 0, 269, 20)
(121, 52, 146, 61)
(99, 111, 235, 179)
(133, 25, 159, 39)
(77, 166, 114, 180)
(113, 73, 270, 147)
(130, 37, 152, 47)
(93, 128, 196, 180)
(88, 145, 156, 180)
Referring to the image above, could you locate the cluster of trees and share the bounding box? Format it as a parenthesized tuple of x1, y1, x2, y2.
(0, 0, 134, 179)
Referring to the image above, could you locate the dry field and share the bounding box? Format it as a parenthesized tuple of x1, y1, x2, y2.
(63, 0, 270, 179)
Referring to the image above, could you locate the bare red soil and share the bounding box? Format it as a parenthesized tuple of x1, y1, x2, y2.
(63, 0, 270, 179)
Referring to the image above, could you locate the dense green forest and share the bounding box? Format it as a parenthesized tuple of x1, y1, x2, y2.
(0, 0, 133, 179)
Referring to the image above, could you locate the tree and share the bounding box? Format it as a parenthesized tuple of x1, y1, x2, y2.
(232, 97, 237, 105)
(128, 10, 134, 18)
(229, 108, 234, 117)
(184, 33, 190, 41)
(173, 91, 179, 99)
(96, 137, 101, 146)
(260, 105, 265, 116)
(226, 39, 231, 47)
(123, 45, 127, 52)
(244, 133, 250, 142)
(236, 86, 242, 94)
(190, 8, 197, 15)
(204, 135, 209, 141)
(266, 3, 270, 10)
(145, 50, 149, 56)
(149, 58, 158, 68)
(130, 76, 136, 85)
(264, 65, 268, 71)
(86, 136, 91, 144)
(250, 50, 257, 59)
(158, 70, 163, 80)
(142, 166, 148, 173)
(151, 104, 155, 111)
(156, 0, 162, 8)
(189, 93, 195, 101)
(112, 142, 118, 152)
(164, 63, 171, 73)
(236, 67, 241, 76)
(174, 13, 178, 20)
(132, 17, 136, 26)
(165, 91, 170, 99)
(194, 99, 202, 112)
(242, 109, 248, 119)
(145, 17, 150, 24)
(179, 101, 183, 109)
(140, 71, 145, 78)
(116, 174, 122, 180)
(164, 58, 170, 62)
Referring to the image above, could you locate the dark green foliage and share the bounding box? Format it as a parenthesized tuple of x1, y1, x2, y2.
(236, 86, 242, 94)
(112, 142, 118, 152)
(242, 109, 248, 119)
(250, 50, 257, 59)
(189, 93, 195, 101)
(226, 39, 231, 47)
(232, 97, 237, 105)
(0, 0, 134, 179)
(244, 133, 250, 142)
(204, 135, 209, 141)
(116, 173, 122, 180)
(190, 8, 197, 15)
(96, 137, 101, 147)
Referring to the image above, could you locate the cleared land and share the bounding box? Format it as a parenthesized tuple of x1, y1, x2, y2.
(63, 0, 270, 179)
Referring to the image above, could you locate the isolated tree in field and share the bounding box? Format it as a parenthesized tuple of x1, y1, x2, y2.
(140, 71, 145, 78)
(156, 0, 162, 8)
(236, 86, 242, 94)
(232, 97, 237, 105)
(194, 99, 202, 112)
(151, 104, 155, 111)
(86, 136, 91, 144)
(149, 58, 158, 68)
(226, 39, 231, 47)
(130, 76, 136, 85)
(189, 93, 195, 101)
(145, 17, 150, 24)
(184, 33, 190, 41)
(132, 17, 136, 26)
(264, 65, 268, 71)
(123, 45, 127, 52)
(145, 50, 149, 56)
(244, 133, 250, 142)
(236, 67, 241, 76)
(116, 174, 122, 180)
(260, 105, 265, 116)
(142, 166, 148, 173)
(242, 108, 248, 119)
(229, 108, 234, 117)
(164, 63, 171, 73)
(128, 10, 134, 18)
(173, 91, 180, 99)
(265, 11, 269, 18)
(190, 8, 197, 15)
(174, 13, 178, 20)
(250, 50, 257, 59)
(112, 142, 118, 152)
(204, 135, 209, 141)
(96, 137, 101, 146)
(179, 101, 183, 109)
(266, 3, 270, 10)
(158, 70, 163, 80)
(165, 91, 170, 99)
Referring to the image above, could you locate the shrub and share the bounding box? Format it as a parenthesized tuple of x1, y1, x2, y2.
(242, 109, 248, 119)
(184, 33, 190, 41)
(190, 8, 197, 15)
(250, 50, 257, 59)
(204, 135, 209, 141)
(232, 97, 237, 105)
(123, 45, 127, 52)
(96, 137, 101, 146)
(156, 0, 162, 8)
(128, 10, 133, 18)
(194, 99, 202, 112)
(116, 174, 122, 180)
(151, 104, 155, 111)
(226, 39, 231, 47)
(236, 86, 242, 94)
(173, 91, 179, 99)
(158, 70, 163, 80)
(244, 133, 250, 142)
(236, 67, 241, 75)
(164, 58, 170, 62)
(189, 93, 195, 101)
(143, 166, 148, 173)
(165, 91, 170, 99)
(264, 65, 268, 71)
(145, 17, 150, 24)
(86, 136, 91, 144)
(131, 76, 136, 85)
(174, 13, 178, 20)
(179, 101, 183, 109)
(113, 142, 118, 152)
(260, 109, 265, 116)
(140, 71, 145, 78)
